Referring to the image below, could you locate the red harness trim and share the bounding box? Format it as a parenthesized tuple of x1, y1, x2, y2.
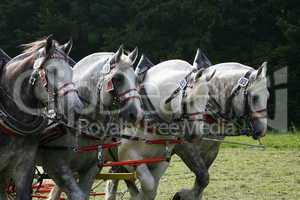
(76, 142, 121, 153)
(31, 195, 65, 200)
(102, 156, 166, 167)
(40, 127, 67, 145)
(89, 192, 105, 197)
(0, 119, 17, 137)
(117, 88, 138, 97)
(117, 88, 140, 103)
(203, 113, 217, 124)
(146, 139, 183, 145)
(57, 82, 78, 97)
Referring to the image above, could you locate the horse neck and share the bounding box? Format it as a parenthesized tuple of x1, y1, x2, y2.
(0, 54, 42, 123)
(143, 60, 194, 121)
(73, 53, 114, 121)
(207, 64, 251, 115)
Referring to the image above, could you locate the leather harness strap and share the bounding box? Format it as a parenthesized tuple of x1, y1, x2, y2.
(225, 70, 253, 118)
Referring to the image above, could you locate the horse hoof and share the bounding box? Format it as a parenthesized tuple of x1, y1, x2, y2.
(172, 190, 197, 200)
(172, 192, 183, 200)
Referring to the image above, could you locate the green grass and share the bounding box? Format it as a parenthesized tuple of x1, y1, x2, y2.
(92, 133, 300, 199)
(222, 132, 300, 149)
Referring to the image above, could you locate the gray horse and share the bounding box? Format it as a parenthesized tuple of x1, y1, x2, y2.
(173, 61, 269, 200)
(0, 36, 83, 200)
(105, 57, 215, 200)
(104, 51, 269, 200)
(37, 45, 142, 200)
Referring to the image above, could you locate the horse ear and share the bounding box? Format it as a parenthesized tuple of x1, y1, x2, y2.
(193, 48, 212, 69)
(61, 38, 73, 55)
(111, 44, 124, 64)
(45, 35, 53, 54)
(256, 62, 267, 79)
(129, 47, 138, 64)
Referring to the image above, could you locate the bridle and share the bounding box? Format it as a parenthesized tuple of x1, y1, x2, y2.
(29, 48, 78, 120)
(222, 70, 268, 136)
(96, 59, 141, 111)
(0, 47, 77, 136)
(165, 69, 205, 122)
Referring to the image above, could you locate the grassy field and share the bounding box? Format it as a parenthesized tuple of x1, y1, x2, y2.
(93, 133, 300, 199)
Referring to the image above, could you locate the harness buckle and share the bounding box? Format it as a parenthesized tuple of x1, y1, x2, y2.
(238, 77, 249, 87)
(178, 79, 187, 90)
(164, 142, 172, 161)
(98, 145, 104, 166)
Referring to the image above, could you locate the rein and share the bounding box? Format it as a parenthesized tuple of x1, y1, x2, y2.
(201, 137, 265, 149)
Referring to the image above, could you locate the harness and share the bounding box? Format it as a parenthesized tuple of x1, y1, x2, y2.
(39, 56, 141, 152)
(206, 70, 267, 137)
(30, 48, 78, 120)
(95, 60, 140, 113)
(165, 69, 205, 122)
(225, 70, 253, 118)
(0, 48, 76, 136)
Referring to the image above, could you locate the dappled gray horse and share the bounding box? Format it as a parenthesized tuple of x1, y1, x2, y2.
(37, 45, 142, 200)
(172, 61, 269, 200)
(105, 58, 215, 200)
(0, 36, 83, 200)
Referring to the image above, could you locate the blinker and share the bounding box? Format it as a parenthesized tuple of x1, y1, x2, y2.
(106, 79, 114, 92)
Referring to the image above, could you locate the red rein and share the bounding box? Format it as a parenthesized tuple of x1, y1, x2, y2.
(76, 142, 121, 153)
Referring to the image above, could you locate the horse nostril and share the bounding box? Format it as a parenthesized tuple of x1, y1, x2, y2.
(129, 113, 137, 122)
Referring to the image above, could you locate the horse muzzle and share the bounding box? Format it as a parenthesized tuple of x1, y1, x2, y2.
(119, 103, 143, 124)
(250, 110, 267, 140)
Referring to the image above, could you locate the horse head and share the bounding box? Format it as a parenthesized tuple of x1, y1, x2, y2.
(246, 62, 269, 139)
(25, 35, 83, 124)
(98, 45, 143, 124)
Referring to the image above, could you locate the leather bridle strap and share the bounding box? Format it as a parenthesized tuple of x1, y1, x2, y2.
(183, 111, 204, 121)
(225, 70, 253, 117)
(117, 88, 140, 102)
(57, 82, 78, 97)
(251, 109, 267, 120)
(165, 69, 196, 104)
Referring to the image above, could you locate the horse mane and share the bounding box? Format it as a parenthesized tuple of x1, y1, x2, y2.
(21, 37, 58, 54)
(21, 38, 47, 54)
(6, 38, 59, 66)
(211, 62, 254, 73)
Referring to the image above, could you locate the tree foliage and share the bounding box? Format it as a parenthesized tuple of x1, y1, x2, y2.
(0, 0, 298, 127)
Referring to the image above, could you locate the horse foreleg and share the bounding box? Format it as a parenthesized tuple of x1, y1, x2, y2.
(13, 146, 37, 200)
(172, 144, 209, 200)
(47, 184, 63, 200)
(124, 180, 139, 198)
(0, 172, 7, 200)
(78, 163, 99, 200)
(46, 162, 85, 200)
(105, 179, 120, 200)
(149, 161, 169, 197)
(135, 164, 156, 200)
